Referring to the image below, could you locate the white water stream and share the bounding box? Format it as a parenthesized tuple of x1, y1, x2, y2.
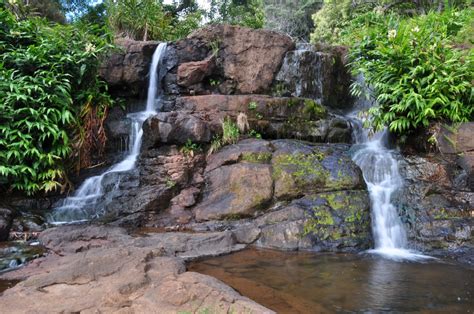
(48, 43, 168, 224)
(349, 111, 431, 260)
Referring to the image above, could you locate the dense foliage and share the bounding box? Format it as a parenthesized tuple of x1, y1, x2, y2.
(264, 0, 322, 41)
(0, 8, 114, 194)
(209, 0, 265, 29)
(311, 0, 473, 44)
(349, 9, 473, 134)
(107, 0, 202, 41)
(311, 1, 473, 135)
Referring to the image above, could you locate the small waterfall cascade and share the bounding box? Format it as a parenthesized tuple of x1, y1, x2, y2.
(275, 43, 329, 104)
(349, 93, 430, 260)
(48, 43, 168, 224)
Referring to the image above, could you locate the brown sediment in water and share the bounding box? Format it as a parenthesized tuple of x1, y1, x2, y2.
(188, 248, 474, 313)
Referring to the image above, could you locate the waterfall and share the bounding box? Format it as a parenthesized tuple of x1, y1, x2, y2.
(48, 43, 168, 224)
(349, 81, 430, 260)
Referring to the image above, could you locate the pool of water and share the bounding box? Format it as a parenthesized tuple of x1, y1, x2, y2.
(0, 241, 45, 273)
(188, 248, 473, 313)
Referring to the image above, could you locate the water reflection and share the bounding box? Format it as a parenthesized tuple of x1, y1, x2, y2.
(188, 248, 474, 313)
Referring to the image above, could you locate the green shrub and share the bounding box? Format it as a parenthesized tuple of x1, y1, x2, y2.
(107, 0, 201, 41)
(180, 139, 201, 157)
(208, 0, 265, 29)
(222, 116, 240, 145)
(348, 9, 473, 134)
(0, 9, 114, 194)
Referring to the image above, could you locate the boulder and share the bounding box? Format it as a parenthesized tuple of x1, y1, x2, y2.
(272, 140, 366, 199)
(189, 139, 370, 253)
(164, 24, 295, 95)
(274, 43, 353, 109)
(99, 38, 160, 97)
(194, 163, 273, 221)
(253, 190, 371, 251)
(177, 56, 215, 87)
(142, 111, 211, 150)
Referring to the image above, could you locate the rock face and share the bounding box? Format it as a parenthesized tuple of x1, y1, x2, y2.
(169, 139, 371, 252)
(0, 206, 13, 241)
(99, 38, 160, 97)
(142, 111, 211, 150)
(0, 225, 271, 313)
(274, 43, 353, 109)
(177, 56, 216, 87)
(398, 154, 473, 252)
(437, 122, 474, 154)
(164, 24, 294, 96)
(171, 95, 352, 143)
(436, 122, 474, 189)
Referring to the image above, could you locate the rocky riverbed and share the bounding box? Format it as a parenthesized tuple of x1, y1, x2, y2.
(0, 24, 472, 312)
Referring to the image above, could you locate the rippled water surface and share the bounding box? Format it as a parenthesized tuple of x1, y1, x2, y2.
(188, 249, 473, 313)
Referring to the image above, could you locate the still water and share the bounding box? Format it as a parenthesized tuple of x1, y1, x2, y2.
(188, 248, 473, 313)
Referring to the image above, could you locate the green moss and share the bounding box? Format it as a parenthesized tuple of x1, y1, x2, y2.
(287, 98, 300, 108)
(224, 213, 246, 220)
(303, 99, 327, 118)
(241, 152, 272, 164)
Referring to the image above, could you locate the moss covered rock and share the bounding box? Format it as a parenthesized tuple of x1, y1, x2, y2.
(271, 140, 365, 199)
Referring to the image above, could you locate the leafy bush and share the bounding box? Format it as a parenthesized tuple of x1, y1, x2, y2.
(208, 0, 265, 29)
(107, 0, 202, 41)
(349, 9, 473, 134)
(264, 0, 322, 41)
(0, 9, 114, 194)
(180, 139, 201, 157)
(207, 117, 240, 155)
(310, 0, 473, 45)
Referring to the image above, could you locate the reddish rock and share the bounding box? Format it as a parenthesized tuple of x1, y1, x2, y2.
(170, 24, 295, 94)
(0, 226, 269, 313)
(194, 163, 274, 221)
(177, 56, 215, 87)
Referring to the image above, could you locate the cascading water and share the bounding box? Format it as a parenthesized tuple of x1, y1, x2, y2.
(48, 43, 168, 224)
(349, 104, 430, 260)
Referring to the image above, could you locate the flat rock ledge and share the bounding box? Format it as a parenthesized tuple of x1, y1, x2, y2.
(0, 225, 273, 314)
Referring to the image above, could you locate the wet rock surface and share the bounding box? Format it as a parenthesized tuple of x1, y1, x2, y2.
(0, 207, 13, 241)
(274, 43, 353, 109)
(398, 154, 473, 253)
(0, 225, 269, 313)
(99, 38, 160, 98)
